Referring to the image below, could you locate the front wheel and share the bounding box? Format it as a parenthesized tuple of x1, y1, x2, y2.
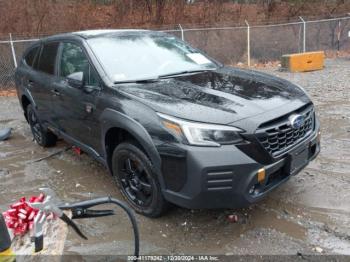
(112, 142, 169, 217)
(27, 104, 57, 147)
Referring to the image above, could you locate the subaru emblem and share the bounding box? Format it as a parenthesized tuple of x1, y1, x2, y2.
(289, 114, 305, 129)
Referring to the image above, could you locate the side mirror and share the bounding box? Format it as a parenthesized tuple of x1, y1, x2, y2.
(67, 72, 84, 89)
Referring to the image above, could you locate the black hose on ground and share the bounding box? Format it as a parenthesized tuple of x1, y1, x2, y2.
(108, 197, 140, 260)
(60, 196, 140, 260)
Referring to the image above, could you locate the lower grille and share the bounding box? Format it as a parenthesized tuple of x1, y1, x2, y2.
(256, 104, 314, 156)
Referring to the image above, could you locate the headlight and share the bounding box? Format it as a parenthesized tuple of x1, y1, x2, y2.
(158, 113, 243, 147)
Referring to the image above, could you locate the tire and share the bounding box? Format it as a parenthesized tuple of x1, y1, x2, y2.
(26, 104, 57, 147)
(112, 142, 169, 217)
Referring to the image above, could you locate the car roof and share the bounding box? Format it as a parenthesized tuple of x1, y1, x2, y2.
(41, 29, 167, 42)
(73, 29, 151, 38)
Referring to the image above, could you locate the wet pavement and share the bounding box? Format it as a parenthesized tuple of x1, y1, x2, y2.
(0, 58, 349, 256)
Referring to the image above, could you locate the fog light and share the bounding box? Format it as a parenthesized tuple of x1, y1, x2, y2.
(258, 168, 266, 183)
(249, 184, 261, 196)
(249, 185, 255, 195)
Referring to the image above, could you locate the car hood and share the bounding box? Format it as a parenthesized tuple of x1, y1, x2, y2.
(117, 67, 307, 124)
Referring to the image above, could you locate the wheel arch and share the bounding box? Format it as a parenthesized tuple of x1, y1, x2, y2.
(100, 109, 162, 178)
(21, 94, 32, 121)
(20, 90, 37, 122)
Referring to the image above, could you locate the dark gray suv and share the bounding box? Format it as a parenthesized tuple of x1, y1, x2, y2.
(15, 30, 320, 217)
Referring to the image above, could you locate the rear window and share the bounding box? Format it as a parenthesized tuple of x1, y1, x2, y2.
(37, 42, 59, 75)
(24, 46, 39, 67)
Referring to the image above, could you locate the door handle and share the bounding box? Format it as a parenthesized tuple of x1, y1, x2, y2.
(84, 103, 95, 114)
(28, 80, 34, 88)
(51, 89, 61, 96)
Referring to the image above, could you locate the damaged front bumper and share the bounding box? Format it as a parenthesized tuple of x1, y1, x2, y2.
(159, 125, 320, 210)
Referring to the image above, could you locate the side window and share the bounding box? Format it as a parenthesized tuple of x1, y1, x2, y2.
(60, 42, 99, 86)
(24, 46, 39, 67)
(37, 42, 59, 75)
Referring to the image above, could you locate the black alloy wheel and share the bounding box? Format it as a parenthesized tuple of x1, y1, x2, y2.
(26, 104, 57, 147)
(112, 142, 169, 217)
(119, 155, 153, 207)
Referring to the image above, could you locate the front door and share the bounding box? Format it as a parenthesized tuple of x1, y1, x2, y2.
(52, 41, 102, 151)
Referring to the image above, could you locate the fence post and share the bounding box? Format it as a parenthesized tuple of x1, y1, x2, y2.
(179, 24, 184, 41)
(299, 17, 306, 53)
(245, 20, 251, 67)
(337, 20, 341, 51)
(9, 33, 17, 68)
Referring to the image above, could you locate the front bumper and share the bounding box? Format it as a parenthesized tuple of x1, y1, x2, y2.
(159, 126, 320, 209)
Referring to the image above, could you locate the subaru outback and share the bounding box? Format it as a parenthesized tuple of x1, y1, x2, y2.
(15, 30, 320, 217)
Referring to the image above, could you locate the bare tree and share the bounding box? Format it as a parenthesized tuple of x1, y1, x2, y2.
(140, 0, 167, 24)
(285, 0, 308, 20)
(323, 0, 345, 17)
(323, 0, 346, 48)
(155, 0, 167, 23)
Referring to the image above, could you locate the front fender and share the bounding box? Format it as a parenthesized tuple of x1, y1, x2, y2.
(99, 108, 162, 176)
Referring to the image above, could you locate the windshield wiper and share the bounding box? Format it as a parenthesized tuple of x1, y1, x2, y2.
(114, 78, 160, 84)
(113, 69, 216, 84)
(158, 69, 216, 79)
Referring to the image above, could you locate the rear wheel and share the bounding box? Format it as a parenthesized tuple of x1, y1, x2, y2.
(27, 104, 57, 147)
(112, 142, 169, 217)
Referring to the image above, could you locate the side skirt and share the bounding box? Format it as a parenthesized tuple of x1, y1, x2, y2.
(47, 126, 108, 168)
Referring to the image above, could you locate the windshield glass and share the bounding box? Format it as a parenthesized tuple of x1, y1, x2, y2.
(87, 34, 217, 82)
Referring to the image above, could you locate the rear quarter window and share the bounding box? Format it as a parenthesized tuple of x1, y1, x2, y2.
(37, 42, 59, 75)
(24, 46, 40, 67)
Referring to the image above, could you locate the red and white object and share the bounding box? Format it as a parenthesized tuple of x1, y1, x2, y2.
(2, 194, 46, 236)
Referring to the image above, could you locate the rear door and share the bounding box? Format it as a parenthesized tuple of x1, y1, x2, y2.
(17, 44, 40, 102)
(29, 42, 60, 124)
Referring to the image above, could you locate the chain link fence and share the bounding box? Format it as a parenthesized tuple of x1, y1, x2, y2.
(0, 35, 40, 90)
(1, 16, 350, 90)
(250, 22, 303, 62)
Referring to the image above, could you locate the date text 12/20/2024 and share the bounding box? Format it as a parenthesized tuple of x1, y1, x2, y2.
(127, 255, 219, 261)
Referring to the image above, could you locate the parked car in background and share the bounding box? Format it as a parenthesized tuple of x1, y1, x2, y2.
(15, 30, 320, 217)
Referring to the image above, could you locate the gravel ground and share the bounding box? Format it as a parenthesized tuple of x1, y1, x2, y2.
(0, 58, 349, 258)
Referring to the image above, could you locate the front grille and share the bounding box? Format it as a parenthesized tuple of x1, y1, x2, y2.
(256, 104, 315, 156)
